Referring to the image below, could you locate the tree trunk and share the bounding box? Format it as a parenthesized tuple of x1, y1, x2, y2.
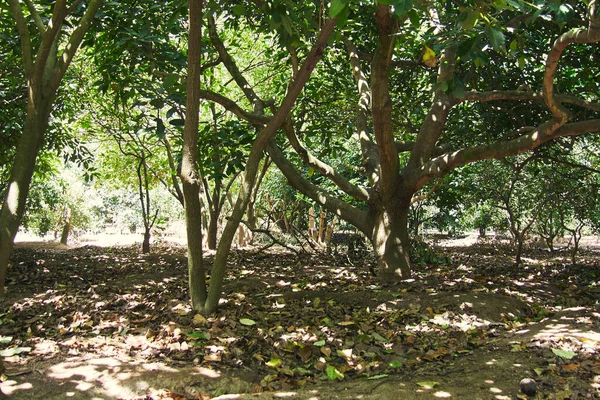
(142, 229, 151, 253)
(181, 0, 207, 311)
(0, 101, 51, 294)
(371, 204, 412, 279)
(0, 0, 102, 296)
(207, 209, 219, 250)
(60, 208, 71, 245)
(203, 18, 337, 314)
(515, 232, 525, 265)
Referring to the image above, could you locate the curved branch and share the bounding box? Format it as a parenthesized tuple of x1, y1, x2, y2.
(543, 5, 600, 122)
(23, 0, 45, 34)
(266, 141, 370, 234)
(416, 119, 600, 187)
(198, 89, 272, 124)
(344, 36, 380, 186)
(282, 118, 370, 202)
(8, 0, 34, 76)
(52, 0, 103, 92)
(207, 14, 264, 111)
(462, 90, 600, 112)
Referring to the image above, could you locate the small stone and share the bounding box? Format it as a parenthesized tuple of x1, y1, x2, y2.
(520, 378, 537, 396)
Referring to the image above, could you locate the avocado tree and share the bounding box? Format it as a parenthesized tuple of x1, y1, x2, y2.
(0, 0, 103, 294)
(254, 1, 600, 279)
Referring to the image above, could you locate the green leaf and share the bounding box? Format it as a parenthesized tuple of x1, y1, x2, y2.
(552, 348, 576, 360)
(187, 332, 207, 340)
(0, 347, 31, 357)
(325, 365, 344, 381)
(389, 361, 403, 368)
(169, 118, 185, 127)
(266, 358, 282, 368)
(407, 9, 419, 25)
(371, 332, 387, 343)
(232, 4, 246, 16)
(368, 374, 389, 380)
(314, 340, 326, 347)
(155, 118, 165, 139)
(162, 74, 179, 89)
(240, 318, 256, 326)
(150, 98, 164, 109)
(281, 14, 293, 35)
(488, 26, 505, 52)
(329, 0, 349, 18)
(556, 4, 574, 23)
(510, 39, 518, 53)
(460, 10, 479, 30)
(417, 381, 438, 389)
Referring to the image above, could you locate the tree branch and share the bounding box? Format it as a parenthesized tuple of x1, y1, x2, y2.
(282, 118, 370, 202)
(51, 0, 103, 93)
(344, 36, 380, 187)
(543, 5, 600, 123)
(371, 4, 399, 199)
(266, 140, 370, 234)
(8, 0, 34, 77)
(462, 90, 600, 112)
(207, 14, 264, 111)
(198, 89, 271, 125)
(404, 45, 456, 177)
(23, 0, 45, 34)
(417, 119, 600, 187)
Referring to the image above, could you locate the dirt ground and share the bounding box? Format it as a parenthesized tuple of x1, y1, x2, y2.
(1, 234, 600, 399)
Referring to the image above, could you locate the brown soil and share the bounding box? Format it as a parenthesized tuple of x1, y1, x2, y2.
(1, 237, 600, 399)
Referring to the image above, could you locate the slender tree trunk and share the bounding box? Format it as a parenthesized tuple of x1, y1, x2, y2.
(181, 0, 207, 310)
(207, 209, 219, 250)
(60, 208, 71, 245)
(142, 230, 151, 253)
(203, 18, 337, 314)
(515, 232, 525, 265)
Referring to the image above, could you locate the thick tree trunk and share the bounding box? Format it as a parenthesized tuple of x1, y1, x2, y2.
(371, 201, 412, 279)
(0, 101, 51, 294)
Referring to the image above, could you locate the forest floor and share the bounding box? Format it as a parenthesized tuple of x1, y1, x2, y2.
(1, 234, 600, 399)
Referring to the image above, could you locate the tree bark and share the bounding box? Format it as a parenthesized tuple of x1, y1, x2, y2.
(60, 208, 71, 245)
(370, 196, 412, 279)
(0, 101, 52, 292)
(181, 0, 207, 310)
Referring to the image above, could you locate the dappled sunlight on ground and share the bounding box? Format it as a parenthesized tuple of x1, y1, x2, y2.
(2, 236, 600, 398)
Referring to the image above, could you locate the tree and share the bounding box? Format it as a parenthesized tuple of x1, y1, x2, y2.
(245, 1, 600, 279)
(0, 0, 103, 294)
(180, 0, 338, 313)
